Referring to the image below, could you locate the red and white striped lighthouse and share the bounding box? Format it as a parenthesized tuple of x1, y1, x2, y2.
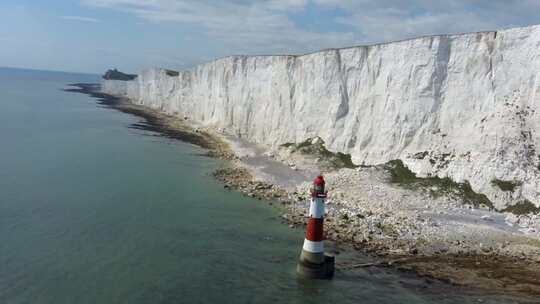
(297, 175, 334, 279)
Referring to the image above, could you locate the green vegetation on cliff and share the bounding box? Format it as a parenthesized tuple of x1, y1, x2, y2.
(384, 160, 494, 210)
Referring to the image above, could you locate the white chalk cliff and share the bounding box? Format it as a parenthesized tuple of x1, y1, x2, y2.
(102, 25, 540, 210)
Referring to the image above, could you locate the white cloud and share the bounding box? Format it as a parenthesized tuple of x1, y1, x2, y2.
(61, 15, 101, 23)
(79, 0, 540, 70)
(81, 0, 356, 55)
(264, 0, 308, 11)
(335, 10, 497, 44)
(315, 0, 540, 43)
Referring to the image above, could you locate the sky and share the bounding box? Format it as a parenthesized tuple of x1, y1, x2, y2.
(1, 0, 540, 74)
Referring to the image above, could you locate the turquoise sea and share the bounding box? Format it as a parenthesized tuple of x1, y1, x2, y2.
(0, 68, 528, 303)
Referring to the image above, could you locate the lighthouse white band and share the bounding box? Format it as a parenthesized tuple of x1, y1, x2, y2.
(308, 198, 325, 218)
(302, 239, 324, 253)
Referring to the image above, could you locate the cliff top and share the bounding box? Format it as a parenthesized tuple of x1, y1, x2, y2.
(160, 23, 540, 73)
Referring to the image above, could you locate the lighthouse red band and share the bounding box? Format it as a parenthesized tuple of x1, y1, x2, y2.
(302, 175, 326, 255)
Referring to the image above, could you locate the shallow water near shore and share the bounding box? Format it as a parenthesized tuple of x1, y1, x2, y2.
(0, 68, 532, 303)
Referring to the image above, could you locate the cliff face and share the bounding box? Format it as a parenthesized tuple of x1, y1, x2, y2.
(102, 25, 540, 209)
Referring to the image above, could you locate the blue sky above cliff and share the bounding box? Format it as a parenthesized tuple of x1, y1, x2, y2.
(2, 0, 540, 74)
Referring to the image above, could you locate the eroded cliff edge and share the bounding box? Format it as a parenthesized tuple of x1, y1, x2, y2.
(102, 24, 540, 210)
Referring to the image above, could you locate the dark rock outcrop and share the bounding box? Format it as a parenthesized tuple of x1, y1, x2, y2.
(102, 69, 137, 81)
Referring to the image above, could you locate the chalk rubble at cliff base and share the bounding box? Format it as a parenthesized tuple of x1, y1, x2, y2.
(214, 133, 540, 261)
(296, 167, 540, 256)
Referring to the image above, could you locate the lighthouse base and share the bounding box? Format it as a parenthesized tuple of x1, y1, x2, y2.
(296, 253, 335, 280)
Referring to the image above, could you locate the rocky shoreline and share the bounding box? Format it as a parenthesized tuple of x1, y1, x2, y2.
(213, 162, 540, 297)
(69, 83, 540, 298)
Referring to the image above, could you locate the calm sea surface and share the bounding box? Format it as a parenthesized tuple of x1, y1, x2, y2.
(0, 68, 526, 303)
